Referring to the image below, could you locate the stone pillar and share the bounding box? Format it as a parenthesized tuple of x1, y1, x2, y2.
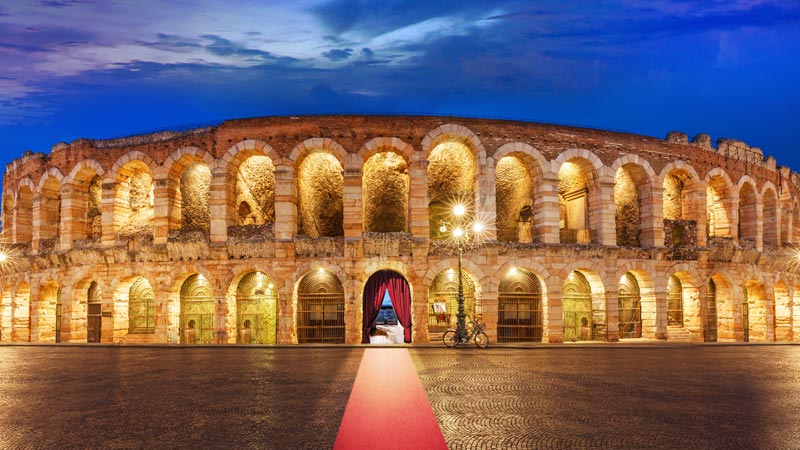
(693, 184, 707, 247)
(214, 292, 229, 344)
(342, 163, 363, 239)
(408, 159, 429, 238)
(755, 200, 764, 252)
(209, 166, 228, 243)
(59, 184, 77, 251)
(31, 193, 42, 253)
(643, 185, 663, 247)
(606, 287, 620, 342)
(537, 170, 560, 244)
(594, 175, 617, 246)
(273, 164, 297, 241)
(654, 278, 668, 340)
(546, 285, 564, 343)
(477, 161, 497, 241)
(152, 170, 170, 244)
(101, 180, 116, 247)
(0, 289, 11, 342)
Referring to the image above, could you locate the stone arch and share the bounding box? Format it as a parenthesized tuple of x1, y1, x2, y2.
(72, 276, 103, 343)
(666, 265, 701, 339)
(174, 272, 215, 344)
(357, 137, 414, 166)
(2, 191, 14, 242)
(113, 159, 155, 236)
(14, 179, 34, 244)
(774, 280, 792, 341)
(36, 168, 65, 242)
(225, 269, 279, 344)
(705, 168, 735, 239)
(420, 123, 486, 162)
(561, 266, 606, 341)
(362, 145, 410, 233)
(426, 134, 481, 238)
(737, 176, 759, 245)
(0, 284, 12, 341)
(109, 151, 158, 180)
(494, 143, 548, 243)
(744, 279, 770, 342)
(12, 281, 31, 342)
(761, 183, 778, 248)
(165, 147, 214, 233)
(554, 149, 605, 244)
(496, 266, 546, 342)
(296, 150, 344, 237)
(613, 264, 657, 339)
(65, 159, 105, 242)
(221, 140, 281, 228)
(289, 138, 348, 168)
(34, 279, 61, 343)
(709, 273, 737, 341)
(113, 275, 157, 342)
(610, 156, 656, 247)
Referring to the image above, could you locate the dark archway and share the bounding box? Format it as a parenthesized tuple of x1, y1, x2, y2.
(362, 270, 412, 344)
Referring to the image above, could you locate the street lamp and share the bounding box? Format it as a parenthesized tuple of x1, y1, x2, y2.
(440, 204, 485, 343)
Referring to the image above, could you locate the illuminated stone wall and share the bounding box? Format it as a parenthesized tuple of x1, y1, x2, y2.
(0, 116, 798, 346)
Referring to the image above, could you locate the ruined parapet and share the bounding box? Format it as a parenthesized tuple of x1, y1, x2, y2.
(91, 126, 217, 149)
(665, 131, 688, 144)
(691, 134, 712, 149)
(717, 139, 766, 167)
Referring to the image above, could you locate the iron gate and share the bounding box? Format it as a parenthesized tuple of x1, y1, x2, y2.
(180, 274, 215, 344)
(128, 278, 155, 334)
(87, 281, 102, 343)
(297, 270, 345, 344)
(563, 272, 592, 341)
(498, 269, 542, 342)
(667, 275, 684, 326)
(706, 279, 718, 342)
(236, 271, 277, 344)
(618, 273, 642, 338)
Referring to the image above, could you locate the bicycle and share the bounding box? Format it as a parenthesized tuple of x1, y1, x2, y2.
(443, 318, 488, 349)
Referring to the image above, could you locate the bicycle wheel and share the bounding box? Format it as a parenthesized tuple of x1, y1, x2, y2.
(474, 331, 489, 349)
(443, 330, 458, 348)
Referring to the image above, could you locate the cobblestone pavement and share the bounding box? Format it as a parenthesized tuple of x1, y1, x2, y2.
(0, 345, 799, 449)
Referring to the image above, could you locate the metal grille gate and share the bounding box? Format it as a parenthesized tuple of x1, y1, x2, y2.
(498, 269, 542, 342)
(563, 272, 592, 341)
(297, 270, 345, 344)
(87, 281, 102, 343)
(706, 279, 718, 342)
(667, 275, 684, 326)
(180, 274, 215, 344)
(618, 273, 641, 339)
(236, 271, 277, 344)
(129, 278, 155, 334)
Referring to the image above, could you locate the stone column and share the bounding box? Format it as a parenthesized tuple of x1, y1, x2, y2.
(342, 163, 363, 239)
(654, 277, 668, 340)
(606, 287, 620, 342)
(152, 169, 170, 245)
(755, 200, 764, 252)
(644, 185, 663, 247)
(477, 160, 497, 241)
(31, 193, 42, 253)
(59, 184, 77, 251)
(273, 164, 296, 241)
(101, 180, 117, 247)
(537, 169, 561, 244)
(208, 166, 228, 243)
(408, 159, 429, 238)
(594, 175, 617, 246)
(546, 284, 564, 343)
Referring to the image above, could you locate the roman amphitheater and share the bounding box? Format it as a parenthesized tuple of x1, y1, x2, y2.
(0, 115, 798, 345)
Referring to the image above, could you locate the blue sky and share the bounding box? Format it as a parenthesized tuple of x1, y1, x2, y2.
(1, 0, 799, 170)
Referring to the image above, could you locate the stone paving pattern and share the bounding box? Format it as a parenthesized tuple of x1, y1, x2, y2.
(0, 346, 799, 449)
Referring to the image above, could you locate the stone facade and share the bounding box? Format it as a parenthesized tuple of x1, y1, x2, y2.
(0, 115, 799, 345)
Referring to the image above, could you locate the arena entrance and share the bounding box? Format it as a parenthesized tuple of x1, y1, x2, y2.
(427, 269, 479, 342)
(618, 273, 641, 339)
(362, 270, 412, 344)
(236, 271, 277, 344)
(296, 270, 345, 344)
(563, 271, 592, 341)
(497, 268, 543, 342)
(128, 277, 155, 335)
(180, 274, 214, 344)
(706, 279, 718, 342)
(86, 281, 102, 343)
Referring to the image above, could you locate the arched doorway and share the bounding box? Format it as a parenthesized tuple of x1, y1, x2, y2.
(563, 271, 592, 341)
(236, 271, 277, 344)
(619, 273, 641, 338)
(180, 274, 214, 344)
(706, 279, 718, 342)
(296, 270, 345, 343)
(128, 278, 155, 335)
(428, 269, 479, 340)
(498, 268, 543, 342)
(361, 270, 412, 344)
(87, 281, 102, 343)
(667, 275, 684, 326)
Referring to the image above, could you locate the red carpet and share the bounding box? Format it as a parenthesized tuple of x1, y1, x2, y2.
(334, 348, 448, 450)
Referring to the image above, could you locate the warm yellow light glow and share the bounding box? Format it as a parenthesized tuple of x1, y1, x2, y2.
(472, 222, 484, 233)
(0, 253, 7, 263)
(318, 268, 325, 274)
(453, 204, 466, 217)
(267, 283, 274, 289)
(508, 267, 518, 275)
(439, 222, 447, 233)
(453, 227, 464, 238)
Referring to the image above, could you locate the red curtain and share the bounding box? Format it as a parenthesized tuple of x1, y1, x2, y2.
(361, 270, 413, 343)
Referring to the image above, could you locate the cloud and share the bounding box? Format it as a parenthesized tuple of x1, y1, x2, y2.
(37, 0, 85, 8)
(322, 47, 353, 61)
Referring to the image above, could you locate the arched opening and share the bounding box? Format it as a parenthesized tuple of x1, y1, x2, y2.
(496, 156, 534, 243)
(710, 274, 736, 341)
(706, 278, 718, 342)
(738, 183, 757, 245)
(614, 164, 649, 247)
(706, 175, 733, 239)
(362, 270, 412, 344)
(667, 275, 684, 327)
(562, 271, 593, 341)
(774, 281, 791, 342)
(558, 160, 593, 244)
(87, 281, 102, 343)
(15, 185, 33, 244)
(179, 274, 214, 344)
(12, 283, 31, 342)
(619, 272, 642, 338)
(0, 286, 12, 341)
(234, 155, 275, 226)
(363, 152, 409, 233)
(69, 168, 102, 242)
(128, 277, 155, 335)
(427, 141, 476, 238)
(2, 194, 14, 241)
(497, 268, 543, 342)
(762, 189, 778, 248)
(297, 153, 344, 237)
(663, 171, 700, 247)
(37, 281, 60, 342)
(744, 280, 769, 342)
(428, 268, 479, 340)
(296, 269, 345, 343)
(114, 161, 154, 237)
(39, 176, 61, 242)
(177, 163, 211, 233)
(236, 271, 277, 344)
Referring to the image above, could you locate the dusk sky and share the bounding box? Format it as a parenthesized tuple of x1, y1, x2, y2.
(1, 0, 799, 170)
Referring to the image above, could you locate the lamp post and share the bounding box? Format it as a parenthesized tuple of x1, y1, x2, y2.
(440, 204, 483, 343)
